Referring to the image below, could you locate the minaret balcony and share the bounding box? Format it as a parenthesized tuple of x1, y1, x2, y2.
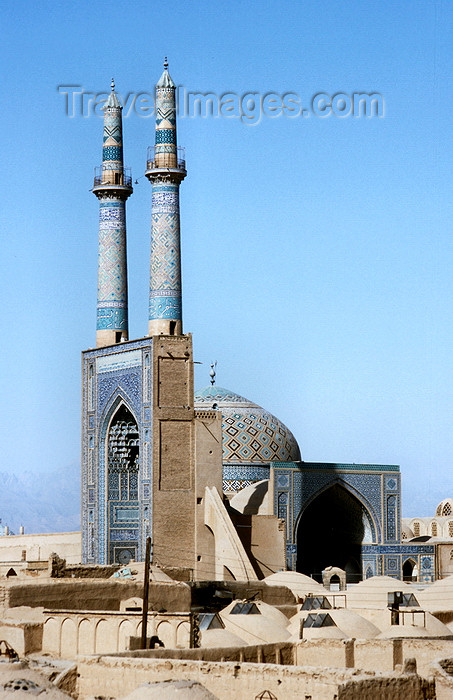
(146, 146, 186, 178)
(93, 165, 133, 192)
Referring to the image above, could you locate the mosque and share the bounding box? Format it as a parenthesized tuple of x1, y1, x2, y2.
(81, 61, 437, 586)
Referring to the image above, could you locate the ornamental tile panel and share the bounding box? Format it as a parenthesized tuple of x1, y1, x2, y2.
(194, 385, 301, 464)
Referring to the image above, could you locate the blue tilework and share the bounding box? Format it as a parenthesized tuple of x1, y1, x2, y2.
(103, 114, 122, 144)
(109, 529, 139, 541)
(155, 128, 176, 144)
(149, 294, 181, 319)
(362, 544, 435, 554)
(103, 145, 122, 161)
(149, 181, 182, 322)
(223, 465, 270, 481)
(386, 495, 397, 541)
(97, 307, 128, 330)
(156, 93, 176, 127)
(97, 197, 128, 333)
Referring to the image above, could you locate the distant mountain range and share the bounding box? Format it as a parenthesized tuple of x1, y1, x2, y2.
(0, 462, 80, 534)
(0, 460, 439, 534)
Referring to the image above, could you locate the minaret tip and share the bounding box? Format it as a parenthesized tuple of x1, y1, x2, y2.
(111, 78, 115, 91)
(163, 57, 168, 70)
(210, 361, 217, 386)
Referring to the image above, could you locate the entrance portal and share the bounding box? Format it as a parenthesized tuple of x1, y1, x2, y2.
(106, 404, 140, 564)
(297, 484, 372, 583)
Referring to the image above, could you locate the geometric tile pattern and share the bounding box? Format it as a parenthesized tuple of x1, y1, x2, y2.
(386, 495, 397, 541)
(149, 183, 182, 320)
(223, 479, 253, 492)
(103, 103, 123, 162)
(194, 385, 301, 464)
(97, 200, 128, 330)
(222, 464, 271, 481)
(103, 115, 122, 146)
(103, 145, 122, 161)
(156, 128, 176, 144)
(222, 464, 271, 493)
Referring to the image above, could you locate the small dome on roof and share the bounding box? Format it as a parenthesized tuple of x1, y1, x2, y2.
(194, 385, 301, 464)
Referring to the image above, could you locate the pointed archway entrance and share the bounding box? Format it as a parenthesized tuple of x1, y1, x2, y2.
(402, 558, 418, 582)
(296, 484, 374, 583)
(106, 403, 140, 565)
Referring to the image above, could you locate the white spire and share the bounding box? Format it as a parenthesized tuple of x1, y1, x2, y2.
(105, 77, 122, 108)
(157, 56, 175, 88)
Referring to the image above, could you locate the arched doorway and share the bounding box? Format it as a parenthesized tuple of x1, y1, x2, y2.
(297, 484, 373, 583)
(402, 558, 418, 582)
(106, 404, 140, 564)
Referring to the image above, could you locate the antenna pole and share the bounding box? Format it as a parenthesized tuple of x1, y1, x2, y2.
(140, 536, 152, 648)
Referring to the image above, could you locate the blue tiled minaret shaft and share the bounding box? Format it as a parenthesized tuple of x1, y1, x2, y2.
(146, 59, 187, 336)
(92, 80, 133, 348)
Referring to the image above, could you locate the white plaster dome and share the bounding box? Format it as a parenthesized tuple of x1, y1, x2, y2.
(194, 385, 301, 463)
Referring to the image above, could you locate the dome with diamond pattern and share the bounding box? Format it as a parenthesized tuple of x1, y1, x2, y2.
(194, 385, 301, 463)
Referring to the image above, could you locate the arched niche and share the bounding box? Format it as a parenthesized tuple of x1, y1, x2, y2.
(402, 558, 418, 582)
(296, 483, 375, 584)
(105, 402, 140, 565)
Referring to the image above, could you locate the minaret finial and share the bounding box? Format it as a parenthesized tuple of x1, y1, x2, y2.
(210, 361, 217, 386)
(163, 56, 168, 70)
(111, 77, 115, 91)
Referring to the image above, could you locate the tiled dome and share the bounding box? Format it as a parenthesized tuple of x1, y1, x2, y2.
(194, 385, 301, 463)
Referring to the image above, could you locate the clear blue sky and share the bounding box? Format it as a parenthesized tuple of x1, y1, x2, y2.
(2, 0, 452, 522)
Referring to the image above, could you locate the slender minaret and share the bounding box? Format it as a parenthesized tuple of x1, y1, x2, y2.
(146, 58, 187, 336)
(92, 80, 133, 348)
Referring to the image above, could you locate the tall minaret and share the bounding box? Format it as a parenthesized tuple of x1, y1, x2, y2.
(92, 80, 133, 348)
(146, 58, 187, 336)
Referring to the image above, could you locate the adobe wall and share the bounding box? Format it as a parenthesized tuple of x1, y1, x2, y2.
(75, 655, 432, 700)
(431, 657, 453, 700)
(0, 532, 81, 567)
(436, 543, 453, 579)
(43, 610, 191, 656)
(0, 621, 42, 656)
(294, 637, 453, 678)
(0, 579, 191, 613)
(194, 411, 223, 581)
(354, 638, 402, 672)
(152, 335, 197, 577)
(189, 580, 296, 611)
(119, 638, 423, 674)
(227, 510, 286, 579)
(122, 640, 294, 665)
(402, 638, 453, 678)
(336, 675, 434, 700)
(296, 639, 355, 669)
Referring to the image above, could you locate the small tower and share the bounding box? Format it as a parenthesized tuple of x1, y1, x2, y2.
(92, 80, 133, 348)
(146, 58, 187, 336)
